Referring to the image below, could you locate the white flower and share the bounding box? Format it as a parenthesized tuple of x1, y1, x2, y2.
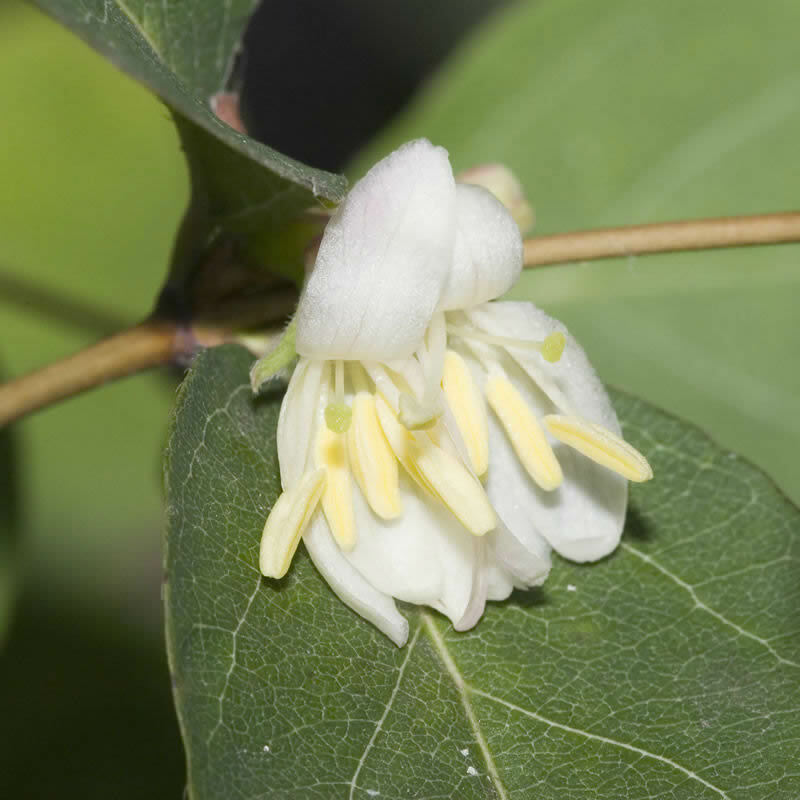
(255, 139, 652, 646)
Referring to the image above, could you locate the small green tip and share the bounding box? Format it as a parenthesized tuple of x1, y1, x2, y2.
(325, 402, 352, 433)
(541, 331, 566, 363)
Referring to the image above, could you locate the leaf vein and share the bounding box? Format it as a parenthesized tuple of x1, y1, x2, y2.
(423, 613, 509, 800)
(472, 688, 731, 800)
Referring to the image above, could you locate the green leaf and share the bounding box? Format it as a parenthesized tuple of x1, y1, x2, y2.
(354, 0, 800, 505)
(165, 345, 800, 799)
(33, 0, 347, 290)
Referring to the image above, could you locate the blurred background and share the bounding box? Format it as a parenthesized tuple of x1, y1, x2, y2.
(1, 0, 798, 796)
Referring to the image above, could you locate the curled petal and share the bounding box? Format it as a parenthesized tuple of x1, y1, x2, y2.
(276, 358, 324, 488)
(344, 475, 475, 628)
(296, 139, 456, 361)
(303, 515, 409, 646)
(466, 302, 621, 429)
(457, 163, 535, 234)
(438, 184, 523, 311)
(486, 355, 627, 563)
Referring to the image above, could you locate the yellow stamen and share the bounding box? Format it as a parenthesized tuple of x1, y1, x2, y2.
(259, 468, 326, 578)
(540, 331, 566, 363)
(412, 434, 496, 536)
(375, 395, 495, 536)
(441, 350, 489, 476)
(314, 425, 357, 550)
(375, 395, 438, 497)
(543, 414, 653, 482)
(486, 373, 563, 491)
(348, 392, 402, 519)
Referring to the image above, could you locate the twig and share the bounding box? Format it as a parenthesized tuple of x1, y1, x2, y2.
(523, 212, 800, 268)
(0, 317, 187, 427)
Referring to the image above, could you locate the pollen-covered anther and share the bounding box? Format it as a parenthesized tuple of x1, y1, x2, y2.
(314, 425, 357, 550)
(259, 468, 327, 578)
(375, 395, 495, 535)
(543, 414, 653, 482)
(411, 434, 497, 536)
(347, 392, 402, 519)
(486, 373, 563, 491)
(441, 350, 489, 476)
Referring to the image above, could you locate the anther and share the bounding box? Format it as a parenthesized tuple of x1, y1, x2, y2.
(441, 350, 489, 476)
(315, 426, 357, 550)
(486, 372, 563, 491)
(348, 392, 402, 519)
(259, 468, 326, 578)
(543, 415, 653, 482)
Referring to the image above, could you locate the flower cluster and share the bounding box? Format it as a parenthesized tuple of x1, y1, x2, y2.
(255, 139, 651, 646)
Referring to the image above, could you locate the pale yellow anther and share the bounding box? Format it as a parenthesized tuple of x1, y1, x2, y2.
(543, 414, 654, 482)
(442, 350, 489, 477)
(486, 373, 563, 491)
(375, 395, 495, 536)
(259, 468, 326, 578)
(314, 425, 357, 551)
(412, 435, 497, 536)
(347, 392, 402, 519)
(375, 395, 438, 498)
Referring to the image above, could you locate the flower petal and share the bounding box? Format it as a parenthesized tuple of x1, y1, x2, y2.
(276, 358, 324, 488)
(467, 301, 618, 423)
(296, 139, 456, 361)
(344, 474, 475, 627)
(438, 184, 523, 311)
(303, 515, 409, 647)
(485, 352, 627, 563)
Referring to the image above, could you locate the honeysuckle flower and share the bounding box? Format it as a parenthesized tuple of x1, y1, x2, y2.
(255, 139, 652, 646)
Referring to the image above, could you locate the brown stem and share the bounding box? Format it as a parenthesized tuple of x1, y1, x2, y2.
(523, 212, 800, 268)
(0, 318, 188, 428)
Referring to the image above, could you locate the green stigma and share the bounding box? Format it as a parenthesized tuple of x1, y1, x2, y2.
(541, 331, 566, 363)
(325, 402, 352, 433)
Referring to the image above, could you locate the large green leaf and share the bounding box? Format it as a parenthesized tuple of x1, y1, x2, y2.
(354, 0, 800, 505)
(165, 345, 800, 799)
(33, 0, 347, 290)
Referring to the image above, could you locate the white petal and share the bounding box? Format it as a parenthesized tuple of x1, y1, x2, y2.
(296, 139, 456, 361)
(276, 358, 324, 488)
(484, 550, 515, 601)
(484, 349, 627, 563)
(344, 475, 475, 627)
(453, 538, 488, 632)
(457, 163, 535, 234)
(438, 184, 523, 311)
(303, 515, 409, 647)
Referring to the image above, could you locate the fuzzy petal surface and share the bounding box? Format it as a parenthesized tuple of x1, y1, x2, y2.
(438, 184, 523, 311)
(296, 139, 456, 361)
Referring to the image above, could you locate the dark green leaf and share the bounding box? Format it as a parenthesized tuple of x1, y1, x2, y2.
(355, 0, 800, 505)
(33, 0, 347, 291)
(165, 345, 800, 799)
